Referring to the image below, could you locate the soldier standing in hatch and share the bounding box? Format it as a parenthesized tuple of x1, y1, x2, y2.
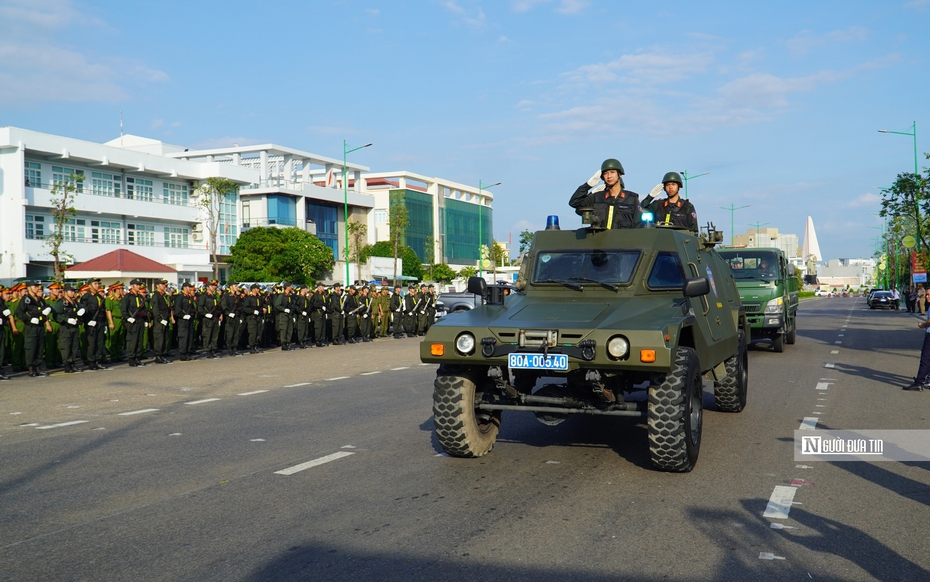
(81, 278, 109, 370)
(16, 281, 52, 377)
(641, 172, 699, 233)
(198, 279, 223, 358)
(151, 279, 173, 364)
(174, 282, 198, 360)
(54, 284, 83, 373)
(569, 158, 641, 229)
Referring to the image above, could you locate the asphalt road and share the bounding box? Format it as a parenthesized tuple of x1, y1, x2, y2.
(1, 297, 929, 582)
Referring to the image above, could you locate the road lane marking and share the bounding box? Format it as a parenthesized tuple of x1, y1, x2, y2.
(239, 390, 269, 396)
(835, 341, 842, 344)
(186, 398, 221, 405)
(391, 367, 409, 371)
(838, 334, 844, 337)
(799, 417, 819, 430)
(824, 363, 835, 368)
(763, 486, 798, 519)
(118, 409, 159, 416)
(816, 382, 831, 390)
(360, 371, 382, 376)
(759, 552, 787, 560)
(36, 420, 88, 430)
(274, 451, 355, 475)
(831, 350, 839, 354)
(325, 376, 350, 381)
(283, 382, 311, 388)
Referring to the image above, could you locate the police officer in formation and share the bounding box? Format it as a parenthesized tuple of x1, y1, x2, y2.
(0, 279, 439, 379)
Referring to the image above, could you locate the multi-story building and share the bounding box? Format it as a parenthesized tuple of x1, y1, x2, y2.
(732, 227, 800, 258)
(0, 128, 253, 285)
(359, 171, 494, 268)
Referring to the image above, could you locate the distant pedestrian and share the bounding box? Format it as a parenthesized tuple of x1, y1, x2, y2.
(904, 312, 930, 391)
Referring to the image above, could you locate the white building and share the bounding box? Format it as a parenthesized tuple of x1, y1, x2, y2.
(818, 258, 875, 290)
(0, 128, 254, 285)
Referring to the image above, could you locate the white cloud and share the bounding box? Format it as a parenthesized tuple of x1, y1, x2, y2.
(786, 26, 869, 59)
(516, 99, 534, 109)
(0, 0, 103, 30)
(441, 0, 486, 26)
(564, 51, 715, 86)
(848, 193, 881, 207)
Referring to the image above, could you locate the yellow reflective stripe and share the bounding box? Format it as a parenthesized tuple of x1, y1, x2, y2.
(606, 205, 614, 229)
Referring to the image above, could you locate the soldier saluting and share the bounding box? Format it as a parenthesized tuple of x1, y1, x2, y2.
(569, 158, 641, 229)
(641, 172, 699, 232)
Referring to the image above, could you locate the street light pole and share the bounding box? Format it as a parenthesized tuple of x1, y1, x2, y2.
(748, 221, 770, 248)
(717, 203, 750, 245)
(680, 170, 709, 200)
(477, 180, 500, 278)
(343, 140, 372, 286)
(879, 122, 920, 251)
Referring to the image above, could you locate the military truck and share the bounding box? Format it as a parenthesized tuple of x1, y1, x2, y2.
(420, 217, 749, 472)
(715, 247, 798, 352)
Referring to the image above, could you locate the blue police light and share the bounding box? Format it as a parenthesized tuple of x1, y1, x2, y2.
(546, 215, 560, 230)
(640, 211, 655, 227)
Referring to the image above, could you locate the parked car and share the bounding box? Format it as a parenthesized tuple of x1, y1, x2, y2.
(869, 291, 896, 310)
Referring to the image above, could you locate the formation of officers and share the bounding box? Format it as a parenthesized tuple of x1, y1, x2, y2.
(0, 278, 438, 379)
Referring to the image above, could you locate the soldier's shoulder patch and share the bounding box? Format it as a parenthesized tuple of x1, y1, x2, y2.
(691, 212, 697, 218)
(24, 297, 31, 304)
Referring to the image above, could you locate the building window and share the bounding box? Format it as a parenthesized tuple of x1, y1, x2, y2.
(390, 189, 434, 262)
(24, 161, 41, 187)
(52, 166, 85, 193)
(91, 172, 122, 197)
(374, 209, 387, 223)
(218, 190, 238, 254)
(126, 177, 154, 202)
(25, 214, 45, 239)
(164, 182, 188, 205)
(127, 223, 155, 246)
(91, 220, 121, 244)
(306, 201, 338, 260)
(267, 194, 296, 226)
(242, 201, 250, 227)
(166, 226, 190, 248)
(62, 218, 87, 242)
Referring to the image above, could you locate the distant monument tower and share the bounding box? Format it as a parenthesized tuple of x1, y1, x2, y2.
(802, 216, 822, 284)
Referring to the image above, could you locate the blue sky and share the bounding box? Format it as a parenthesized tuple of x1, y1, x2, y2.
(2, 0, 929, 260)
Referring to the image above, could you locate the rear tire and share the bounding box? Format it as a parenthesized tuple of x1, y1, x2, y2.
(714, 331, 748, 412)
(433, 366, 500, 457)
(648, 347, 703, 472)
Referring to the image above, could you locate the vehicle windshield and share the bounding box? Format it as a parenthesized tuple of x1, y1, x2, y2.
(533, 250, 641, 285)
(718, 250, 780, 281)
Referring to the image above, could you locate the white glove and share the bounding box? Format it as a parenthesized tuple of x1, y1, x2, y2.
(284, 308, 290, 313)
(183, 314, 191, 320)
(2, 309, 10, 316)
(127, 317, 136, 324)
(77, 308, 85, 316)
(649, 183, 664, 199)
(161, 319, 168, 326)
(587, 169, 602, 188)
(302, 311, 307, 316)
(590, 183, 606, 194)
(88, 320, 97, 327)
(42, 307, 52, 315)
(205, 313, 213, 319)
(322, 306, 327, 312)
(30, 317, 39, 324)
(229, 313, 235, 319)
(67, 318, 77, 325)
(253, 310, 259, 315)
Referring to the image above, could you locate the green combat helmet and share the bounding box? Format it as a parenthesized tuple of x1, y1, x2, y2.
(662, 172, 683, 187)
(601, 158, 624, 175)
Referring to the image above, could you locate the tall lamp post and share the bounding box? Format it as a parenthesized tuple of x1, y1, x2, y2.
(343, 140, 372, 286)
(718, 203, 750, 245)
(680, 170, 709, 200)
(879, 122, 920, 251)
(477, 180, 500, 278)
(748, 221, 770, 248)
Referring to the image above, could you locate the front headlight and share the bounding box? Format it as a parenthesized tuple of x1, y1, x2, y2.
(607, 336, 629, 359)
(764, 297, 784, 314)
(455, 332, 476, 355)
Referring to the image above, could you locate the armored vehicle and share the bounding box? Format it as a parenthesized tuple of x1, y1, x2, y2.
(420, 216, 749, 472)
(716, 247, 799, 352)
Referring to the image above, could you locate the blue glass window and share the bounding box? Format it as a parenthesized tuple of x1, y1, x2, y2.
(267, 195, 297, 226)
(307, 201, 338, 259)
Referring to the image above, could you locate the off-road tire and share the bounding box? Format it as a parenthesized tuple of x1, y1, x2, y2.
(433, 366, 500, 457)
(648, 347, 703, 472)
(714, 331, 748, 412)
(785, 318, 797, 345)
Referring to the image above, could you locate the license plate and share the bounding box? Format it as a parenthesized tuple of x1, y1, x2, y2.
(508, 353, 568, 371)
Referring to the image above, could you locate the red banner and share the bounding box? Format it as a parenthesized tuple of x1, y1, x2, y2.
(912, 252, 927, 275)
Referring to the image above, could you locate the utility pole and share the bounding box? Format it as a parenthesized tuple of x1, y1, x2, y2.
(718, 204, 749, 245)
(748, 221, 771, 248)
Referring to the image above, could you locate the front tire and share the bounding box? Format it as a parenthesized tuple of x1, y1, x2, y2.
(433, 366, 500, 457)
(785, 318, 797, 345)
(772, 331, 785, 352)
(648, 347, 703, 472)
(714, 331, 748, 412)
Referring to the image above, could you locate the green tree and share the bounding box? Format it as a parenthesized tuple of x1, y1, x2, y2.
(459, 266, 477, 279)
(228, 227, 334, 284)
(518, 229, 534, 254)
(424, 235, 435, 281)
(389, 201, 409, 285)
(488, 241, 507, 276)
(363, 241, 423, 281)
(197, 177, 239, 279)
(46, 172, 83, 283)
(347, 218, 369, 284)
(431, 263, 457, 284)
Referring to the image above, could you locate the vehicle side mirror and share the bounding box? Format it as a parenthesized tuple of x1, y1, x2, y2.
(467, 276, 487, 296)
(683, 276, 710, 297)
(787, 264, 796, 277)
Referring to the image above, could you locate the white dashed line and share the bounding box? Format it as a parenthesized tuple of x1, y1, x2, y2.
(274, 451, 355, 475)
(186, 398, 221, 405)
(824, 363, 835, 368)
(391, 367, 410, 371)
(838, 334, 845, 337)
(835, 341, 842, 344)
(239, 390, 269, 396)
(799, 417, 819, 430)
(763, 486, 798, 519)
(360, 371, 382, 376)
(283, 382, 311, 388)
(325, 376, 350, 381)
(816, 382, 831, 391)
(831, 350, 839, 354)
(36, 420, 88, 430)
(118, 408, 159, 416)
(759, 552, 787, 560)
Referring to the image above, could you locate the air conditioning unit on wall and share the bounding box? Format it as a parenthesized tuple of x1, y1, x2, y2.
(192, 233, 203, 242)
(192, 224, 203, 232)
